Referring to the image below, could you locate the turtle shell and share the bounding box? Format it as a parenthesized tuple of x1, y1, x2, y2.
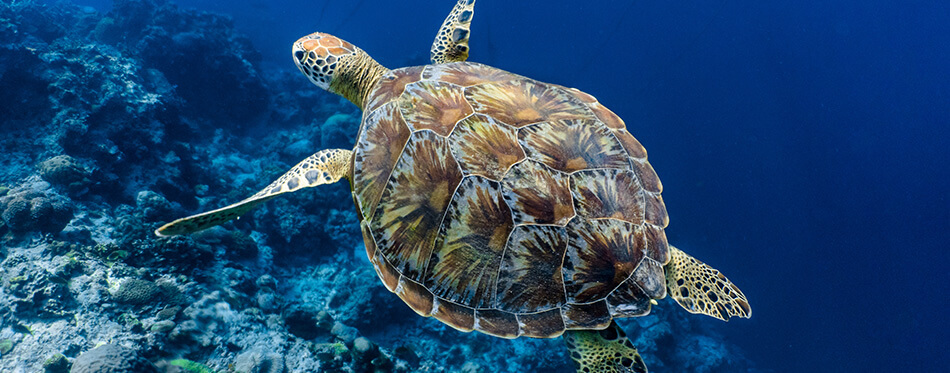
(352, 61, 670, 339)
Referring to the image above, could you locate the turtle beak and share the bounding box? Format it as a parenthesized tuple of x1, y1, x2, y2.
(292, 41, 328, 90)
(293, 45, 306, 66)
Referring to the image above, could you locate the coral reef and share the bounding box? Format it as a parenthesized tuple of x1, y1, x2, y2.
(0, 177, 73, 234)
(37, 155, 93, 194)
(43, 353, 70, 373)
(0, 0, 760, 372)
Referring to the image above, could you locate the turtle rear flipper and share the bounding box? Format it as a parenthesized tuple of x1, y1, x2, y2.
(564, 321, 647, 373)
(665, 245, 752, 320)
(155, 149, 352, 237)
(431, 0, 477, 64)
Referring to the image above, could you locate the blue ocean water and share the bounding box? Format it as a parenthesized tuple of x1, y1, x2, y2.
(4, 0, 948, 371)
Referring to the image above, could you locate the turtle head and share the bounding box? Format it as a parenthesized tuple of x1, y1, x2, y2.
(293, 32, 388, 109)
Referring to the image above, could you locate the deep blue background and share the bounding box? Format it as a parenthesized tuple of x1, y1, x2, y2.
(69, 0, 950, 371)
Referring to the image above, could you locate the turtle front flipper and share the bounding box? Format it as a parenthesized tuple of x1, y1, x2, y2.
(155, 149, 352, 237)
(665, 245, 752, 320)
(431, 0, 476, 64)
(564, 321, 648, 373)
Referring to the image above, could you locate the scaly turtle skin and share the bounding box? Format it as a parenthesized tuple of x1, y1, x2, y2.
(156, 1, 750, 371)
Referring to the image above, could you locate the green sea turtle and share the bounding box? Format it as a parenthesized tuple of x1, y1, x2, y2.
(156, 1, 751, 371)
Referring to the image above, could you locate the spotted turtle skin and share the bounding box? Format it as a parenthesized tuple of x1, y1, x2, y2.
(352, 61, 670, 339)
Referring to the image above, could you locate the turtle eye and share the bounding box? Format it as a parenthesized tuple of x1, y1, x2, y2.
(294, 50, 305, 62)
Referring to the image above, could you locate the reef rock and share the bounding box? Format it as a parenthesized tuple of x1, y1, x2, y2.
(70, 344, 157, 373)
